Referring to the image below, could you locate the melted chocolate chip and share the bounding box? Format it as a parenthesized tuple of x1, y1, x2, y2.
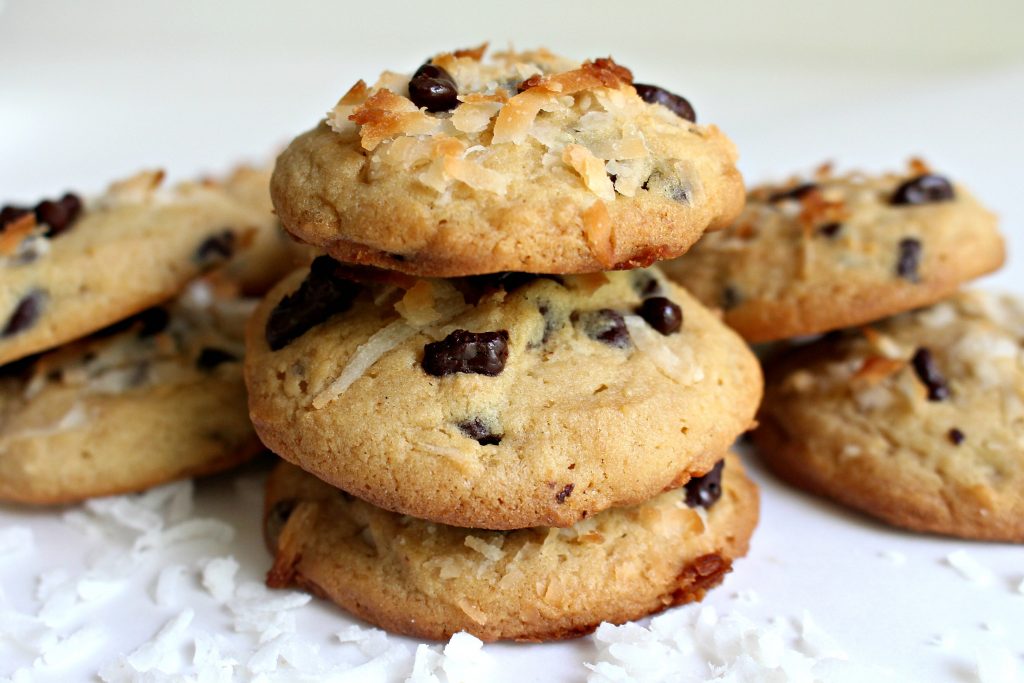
(684, 459, 725, 508)
(573, 309, 631, 349)
(0, 205, 31, 230)
(818, 222, 842, 238)
(195, 230, 236, 266)
(458, 418, 502, 446)
(35, 193, 83, 237)
(555, 483, 574, 504)
(721, 286, 741, 311)
(891, 174, 955, 206)
(3, 290, 45, 338)
(408, 63, 459, 112)
(911, 347, 950, 401)
(196, 347, 238, 370)
(631, 271, 662, 297)
(769, 182, 817, 203)
(265, 499, 297, 548)
(633, 83, 696, 122)
(896, 238, 922, 281)
(422, 329, 510, 377)
(265, 256, 361, 351)
(637, 297, 683, 335)
(948, 427, 965, 445)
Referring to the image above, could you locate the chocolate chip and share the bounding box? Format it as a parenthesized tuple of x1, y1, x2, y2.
(265, 256, 361, 351)
(818, 222, 842, 238)
(35, 193, 83, 237)
(196, 347, 238, 370)
(3, 290, 45, 338)
(891, 174, 955, 206)
(265, 498, 297, 548)
(685, 459, 725, 508)
(633, 83, 696, 122)
(911, 347, 950, 401)
(458, 418, 502, 446)
(555, 483, 574, 504)
(640, 171, 690, 204)
(533, 302, 565, 347)
(631, 271, 662, 297)
(422, 329, 510, 377)
(948, 427, 965, 445)
(637, 297, 682, 335)
(470, 272, 562, 294)
(136, 307, 171, 337)
(195, 230, 236, 266)
(896, 237, 922, 281)
(0, 205, 31, 231)
(573, 309, 631, 349)
(721, 285, 741, 311)
(768, 182, 817, 203)
(408, 63, 459, 112)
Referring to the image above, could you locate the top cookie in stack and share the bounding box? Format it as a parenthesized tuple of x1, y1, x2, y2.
(270, 45, 744, 277)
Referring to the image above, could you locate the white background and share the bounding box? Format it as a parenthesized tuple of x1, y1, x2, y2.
(2, 1, 1024, 681)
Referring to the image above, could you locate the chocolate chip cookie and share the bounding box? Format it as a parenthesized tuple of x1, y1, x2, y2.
(0, 281, 261, 504)
(0, 169, 273, 366)
(756, 290, 1024, 541)
(661, 161, 1004, 342)
(245, 259, 761, 529)
(271, 45, 744, 277)
(264, 452, 758, 641)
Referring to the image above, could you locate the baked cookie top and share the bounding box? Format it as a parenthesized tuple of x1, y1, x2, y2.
(245, 259, 761, 529)
(0, 169, 275, 365)
(661, 160, 1004, 342)
(0, 280, 259, 504)
(264, 452, 758, 642)
(271, 45, 744, 276)
(756, 290, 1024, 541)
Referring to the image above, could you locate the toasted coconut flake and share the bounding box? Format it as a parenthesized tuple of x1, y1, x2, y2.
(563, 144, 615, 201)
(453, 43, 488, 60)
(492, 89, 556, 144)
(852, 355, 906, 386)
(326, 80, 369, 133)
(103, 169, 165, 205)
(624, 315, 705, 386)
(908, 157, 932, 175)
(395, 280, 467, 326)
(451, 100, 504, 134)
(372, 70, 411, 93)
(311, 321, 416, 408)
(464, 535, 504, 562)
(0, 213, 38, 256)
(350, 89, 442, 151)
(581, 200, 615, 268)
(444, 155, 509, 194)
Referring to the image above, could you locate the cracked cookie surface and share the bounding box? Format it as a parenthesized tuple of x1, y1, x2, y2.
(661, 161, 1004, 342)
(263, 452, 758, 642)
(245, 261, 761, 529)
(756, 290, 1024, 541)
(271, 46, 743, 277)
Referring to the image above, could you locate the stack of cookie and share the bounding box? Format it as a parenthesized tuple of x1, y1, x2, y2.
(664, 162, 1021, 542)
(0, 166, 302, 504)
(248, 46, 765, 641)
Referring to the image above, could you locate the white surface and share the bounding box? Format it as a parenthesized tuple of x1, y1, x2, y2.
(2, 1, 1024, 681)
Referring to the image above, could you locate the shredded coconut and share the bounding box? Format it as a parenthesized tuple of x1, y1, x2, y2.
(975, 645, 1020, 683)
(312, 320, 417, 408)
(0, 527, 34, 561)
(464, 536, 505, 562)
(201, 556, 239, 604)
(878, 550, 907, 566)
(623, 315, 704, 386)
(946, 550, 995, 586)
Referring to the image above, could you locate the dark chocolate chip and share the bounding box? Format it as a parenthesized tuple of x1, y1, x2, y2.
(818, 222, 842, 238)
(573, 309, 631, 349)
(769, 182, 817, 203)
(896, 237, 922, 282)
(948, 427, 965, 445)
(555, 483, 574, 504)
(196, 347, 238, 370)
(136, 307, 171, 338)
(0, 205, 31, 231)
(911, 347, 950, 401)
(265, 498, 297, 548)
(721, 285, 741, 311)
(891, 174, 955, 206)
(631, 271, 662, 297)
(408, 63, 459, 112)
(458, 418, 502, 446)
(3, 290, 45, 338)
(35, 192, 83, 237)
(422, 329, 510, 377)
(685, 459, 725, 509)
(639, 171, 690, 204)
(633, 83, 696, 122)
(637, 297, 683, 335)
(265, 256, 361, 351)
(534, 302, 565, 347)
(195, 230, 236, 266)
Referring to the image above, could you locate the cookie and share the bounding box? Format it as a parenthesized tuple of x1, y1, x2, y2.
(0, 169, 273, 366)
(246, 260, 761, 529)
(660, 161, 1004, 343)
(264, 451, 758, 642)
(271, 45, 744, 277)
(219, 165, 318, 294)
(0, 281, 261, 504)
(755, 290, 1024, 541)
